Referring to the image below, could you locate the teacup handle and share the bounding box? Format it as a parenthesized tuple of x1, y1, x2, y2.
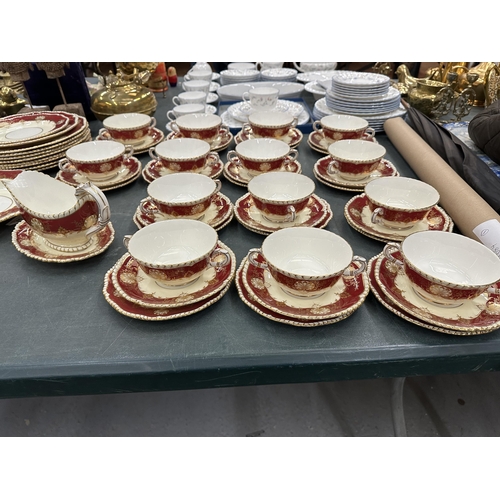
(383, 242, 403, 266)
(149, 147, 160, 162)
(58, 158, 77, 173)
(123, 234, 131, 249)
(364, 127, 376, 139)
(209, 247, 230, 269)
(124, 144, 134, 160)
(166, 110, 177, 122)
(170, 121, 181, 134)
(290, 117, 299, 129)
(343, 256, 367, 277)
(219, 124, 230, 137)
(149, 117, 157, 129)
(172, 96, 181, 106)
(371, 207, 384, 225)
(206, 152, 220, 167)
(74, 182, 111, 238)
(242, 123, 253, 136)
(312, 120, 323, 133)
(327, 159, 339, 177)
(139, 198, 159, 216)
(242, 92, 251, 104)
(283, 148, 298, 169)
(247, 248, 268, 270)
(226, 150, 241, 168)
(284, 205, 296, 222)
(212, 179, 222, 196)
(97, 128, 111, 140)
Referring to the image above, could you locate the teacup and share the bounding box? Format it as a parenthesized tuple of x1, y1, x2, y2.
(182, 80, 211, 93)
(2, 170, 110, 251)
(383, 231, 500, 307)
(226, 138, 298, 176)
(243, 111, 298, 140)
(98, 113, 156, 144)
(248, 172, 315, 223)
(228, 62, 256, 70)
(148, 138, 220, 173)
(172, 91, 208, 106)
(242, 87, 279, 111)
(248, 227, 367, 298)
(140, 173, 221, 220)
(327, 140, 387, 181)
(256, 62, 284, 71)
(166, 103, 206, 122)
(312, 114, 375, 143)
(365, 177, 440, 230)
(123, 219, 230, 289)
(170, 113, 229, 146)
(59, 140, 134, 182)
(184, 69, 213, 82)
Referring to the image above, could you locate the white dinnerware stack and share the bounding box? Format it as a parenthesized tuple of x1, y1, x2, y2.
(260, 68, 298, 82)
(220, 69, 261, 86)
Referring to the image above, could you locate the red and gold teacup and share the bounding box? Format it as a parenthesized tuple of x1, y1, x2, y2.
(99, 113, 156, 144)
(148, 138, 219, 173)
(226, 138, 298, 177)
(59, 140, 134, 182)
(170, 113, 229, 146)
(140, 173, 221, 220)
(243, 111, 298, 140)
(123, 219, 229, 289)
(365, 177, 440, 230)
(383, 232, 500, 307)
(312, 114, 375, 143)
(248, 227, 366, 298)
(327, 139, 386, 181)
(248, 172, 315, 223)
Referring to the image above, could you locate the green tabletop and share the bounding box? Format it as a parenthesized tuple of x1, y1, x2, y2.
(1, 79, 499, 399)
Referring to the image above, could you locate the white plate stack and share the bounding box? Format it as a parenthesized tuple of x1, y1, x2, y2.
(220, 69, 261, 86)
(260, 68, 298, 82)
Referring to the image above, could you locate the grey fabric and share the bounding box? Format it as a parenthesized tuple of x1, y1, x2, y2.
(468, 101, 500, 165)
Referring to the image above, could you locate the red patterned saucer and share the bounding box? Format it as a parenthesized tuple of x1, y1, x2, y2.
(166, 130, 233, 152)
(307, 130, 377, 154)
(142, 158, 224, 183)
(12, 221, 115, 263)
(235, 258, 353, 327)
(235, 127, 303, 148)
(111, 241, 236, 308)
(103, 265, 231, 321)
(0, 170, 22, 223)
(313, 156, 399, 192)
(223, 159, 302, 187)
(234, 193, 331, 234)
(133, 192, 234, 230)
(55, 156, 142, 191)
(97, 127, 164, 155)
(374, 249, 500, 334)
(344, 193, 454, 243)
(242, 253, 369, 321)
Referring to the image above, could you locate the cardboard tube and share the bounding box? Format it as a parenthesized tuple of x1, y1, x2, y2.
(384, 117, 500, 243)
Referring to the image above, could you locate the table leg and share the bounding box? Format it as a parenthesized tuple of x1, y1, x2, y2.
(391, 377, 407, 437)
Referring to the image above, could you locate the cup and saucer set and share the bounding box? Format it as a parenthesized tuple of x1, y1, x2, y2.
(236, 227, 369, 327)
(103, 219, 236, 321)
(165, 113, 233, 152)
(133, 172, 234, 232)
(344, 177, 454, 243)
(234, 171, 332, 235)
(307, 114, 378, 154)
(234, 110, 304, 148)
(313, 139, 399, 192)
(367, 231, 500, 336)
(142, 138, 224, 183)
(55, 140, 142, 191)
(223, 138, 302, 187)
(95, 112, 164, 155)
(2, 171, 114, 263)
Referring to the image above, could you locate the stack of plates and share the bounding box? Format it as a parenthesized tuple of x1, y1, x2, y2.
(330, 71, 391, 96)
(296, 70, 338, 84)
(217, 81, 304, 101)
(325, 86, 401, 115)
(260, 68, 298, 82)
(0, 111, 91, 172)
(219, 69, 260, 86)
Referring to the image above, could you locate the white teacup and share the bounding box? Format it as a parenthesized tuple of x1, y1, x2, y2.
(242, 87, 279, 111)
(184, 69, 213, 82)
(98, 113, 156, 144)
(243, 111, 298, 140)
(248, 172, 315, 223)
(170, 113, 229, 146)
(172, 91, 208, 106)
(166, 103, 206, 122)
(182, 80, 211, 93)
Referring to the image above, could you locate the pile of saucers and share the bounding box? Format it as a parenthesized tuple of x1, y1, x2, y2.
(219, 69, 260, 86)
(0, 111, 91, 172)
(260, 68, 298, 82)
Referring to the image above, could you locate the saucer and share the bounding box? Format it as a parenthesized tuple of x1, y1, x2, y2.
(111, 241, 236, 308)
(235, 257, 353, 328)
(166, 130, 233, 152)
(235, 127, 303, 148)
(103, 265, 231, 322)
(55, 156, 142, 191)
(0, 170, 22, 223)
(134, 192, 234, 230)
(12, 221, 115, 263)
(222, 159, 302, 187)
(97, 127, 164, 155)
(142, 157, 224, 183)
(344, 193, 454, 243)
(307, 130, 377, 154)
(234, 193, 331, 235)
(374, 248, 500, 334)
(242, 253, 369, 321)
(206, 92, 219, 104)
(313, 156, 399, 192)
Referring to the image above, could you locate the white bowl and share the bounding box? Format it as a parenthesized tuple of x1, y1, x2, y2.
(103, 113, 152, 131)
(248, 172, 314, 204)
(147, 173, 218, 205)
(235, 138, 290, 160)
(328, 139, 386, 162)
(154, 138, 210, 160)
